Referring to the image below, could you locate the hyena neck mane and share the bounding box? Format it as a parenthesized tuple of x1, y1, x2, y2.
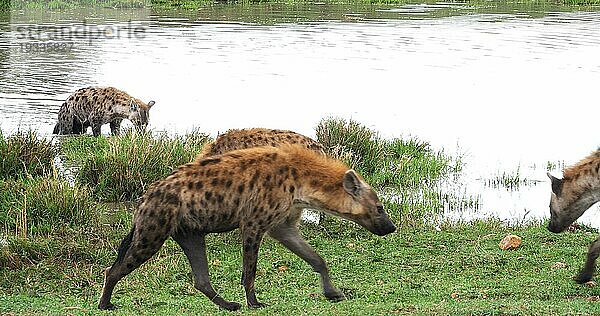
(276, 144, 355, 212)
(562, 150, 600, 198)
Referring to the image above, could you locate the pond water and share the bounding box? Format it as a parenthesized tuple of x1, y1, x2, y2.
(1, 3, 600, 227)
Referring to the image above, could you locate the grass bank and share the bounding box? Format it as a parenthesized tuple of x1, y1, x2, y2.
(3, 0, 600, 12)
(3, 221, 600, 315)
(0, 121, 595, 314)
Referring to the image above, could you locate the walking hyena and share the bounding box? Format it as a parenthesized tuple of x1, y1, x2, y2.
(547, 150, 600, 283)
(98, 144, 396, 311)
(52, 87, 155, 136)
(197, 128, 325, 158)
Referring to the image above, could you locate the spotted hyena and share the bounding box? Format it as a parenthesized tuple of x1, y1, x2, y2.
(547, 150, 600, 283)
(52, 87, 155, 136)
(198, 128, 325, 158)
(98, 144, 396, 311)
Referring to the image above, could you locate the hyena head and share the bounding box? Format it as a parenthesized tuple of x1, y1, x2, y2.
(128, 100, 155, 130)
(547, 172, 597, 233)
(311, 169, 396, 236)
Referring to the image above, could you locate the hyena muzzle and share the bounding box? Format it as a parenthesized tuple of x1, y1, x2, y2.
(98, 145, 396, 311)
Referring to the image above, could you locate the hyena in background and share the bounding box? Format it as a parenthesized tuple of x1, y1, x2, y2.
(198, 128, 325, 158)
(53, 87, 155, 136)
(98, 145, 396, 311)
(197, 128, 327, 224)
(547, 150, 600, 283)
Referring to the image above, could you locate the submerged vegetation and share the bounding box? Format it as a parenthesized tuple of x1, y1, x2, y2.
(485, 167, 530, 190)
(0, 120, 595, 314)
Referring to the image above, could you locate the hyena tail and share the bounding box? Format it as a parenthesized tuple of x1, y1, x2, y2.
(114, 225, 135, 264)
(52, 123, 60, 134)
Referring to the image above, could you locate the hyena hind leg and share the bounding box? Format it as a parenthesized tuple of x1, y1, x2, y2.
(172, 233, 242, 311)
(98, 226, 167, 310)
(268, 223, 345, 302)
(575, 236, 600, 284)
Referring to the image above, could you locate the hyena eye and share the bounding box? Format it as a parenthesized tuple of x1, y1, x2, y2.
(376, 205, 384, 213)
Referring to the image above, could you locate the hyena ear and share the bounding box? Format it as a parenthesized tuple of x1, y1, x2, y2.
(547, 172, 564, 196)
(343, 169, 363, 198)
(130, 100, 139, 111)
(147, 101, 155, 108)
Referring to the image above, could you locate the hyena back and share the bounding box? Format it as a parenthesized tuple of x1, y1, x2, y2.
(53, 87, 155, 136)
(198, 128, 325, 158)
(98, 145, 396, 311)
(547, 150, 600, 283)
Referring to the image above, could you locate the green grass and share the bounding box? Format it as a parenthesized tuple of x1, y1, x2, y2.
(0, 175, 103, 237)
(60, 129, 210, 202)
(3, 219, 600, 315)
(0, 130, 55, 180)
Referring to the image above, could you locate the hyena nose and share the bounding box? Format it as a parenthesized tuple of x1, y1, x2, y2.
(547, 223, 562, 233)
(383, 221, 397, 235)
(374, 220, 396, 236)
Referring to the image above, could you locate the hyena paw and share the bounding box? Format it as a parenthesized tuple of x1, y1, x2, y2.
(248, 301, 268, 309)
(218, 301, 241, 311)
(574, 271, 593, 284)
(325, 290, 346, 302)
(98, 302, 116, 310)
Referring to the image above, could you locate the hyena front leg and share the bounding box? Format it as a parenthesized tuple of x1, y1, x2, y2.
(89, 117, 103, 137)
(172, 233, 241, 311)
(98, 225, 167, 310)
(241, 228, 267, 308)
(110, 119, 122, 136)
(269, 222, 345, 302)
(576, 236, 600, 283)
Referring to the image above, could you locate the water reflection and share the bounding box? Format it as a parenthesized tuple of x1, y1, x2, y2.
(1, 4, 600, 226)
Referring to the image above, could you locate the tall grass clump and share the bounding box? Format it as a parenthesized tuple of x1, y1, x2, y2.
(0, 175, 102, 237)
(315, 117, 457, 189)
(315, 117, 385, 176)
(61, 129, 211, 202)
(0, 130, 55, 180)
(0, 173, 116, 270)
